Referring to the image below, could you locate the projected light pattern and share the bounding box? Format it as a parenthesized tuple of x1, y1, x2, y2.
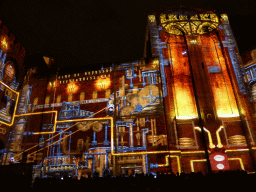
(168, 35, 197, 119)
(199, 35, 239, 117)
(1, 10, 256, 178)
(0, 80, 19, 126)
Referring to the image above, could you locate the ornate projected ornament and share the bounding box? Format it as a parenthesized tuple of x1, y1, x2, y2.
(138, 85, 159, 108)
(92, 121, 103, 132)
(4, 62, 15, 85)
(76, 121, 92, 131)
(160, 13, 219, 35)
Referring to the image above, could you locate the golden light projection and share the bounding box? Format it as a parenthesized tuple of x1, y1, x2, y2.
(220, 14, 229, 21)
(228, 158, 245, 170)
(157, 155, 181, 173)
(194, 127, 215, 148)
(95, 77, 111, 90)
(216, 125, 224, 148)
(159, 13, 219, 35)
(199, 34, 239, 118)
(47, 81, 57, 91)
(190, 159, 207, 172)
(67, 82, 78, 95)
(52, 81, 57, 88)
(148, 15, 156, 23)
(1, 37, 8, 49)
(15, 111, 58, 135)
(168, 35, 197, 119)
(152, 59, 159, 68)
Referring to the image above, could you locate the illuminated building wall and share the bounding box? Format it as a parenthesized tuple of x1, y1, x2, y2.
(242, 48, 256, 109)
(0, 20, 26, 164)
(150, 10, 256, 173)
(168, 35, 197, 120)
(1, 9, 256, 177)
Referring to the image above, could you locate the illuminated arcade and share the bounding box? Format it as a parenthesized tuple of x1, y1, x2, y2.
(1, 9, 256, 179)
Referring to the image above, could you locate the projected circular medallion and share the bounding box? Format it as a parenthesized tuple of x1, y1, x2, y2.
(3, 61, 15, 85)
(214, 155, 225, 162)
(217, 164, 225, 170)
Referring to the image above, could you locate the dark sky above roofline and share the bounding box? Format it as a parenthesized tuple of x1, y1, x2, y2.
(0, 0, 256, 70)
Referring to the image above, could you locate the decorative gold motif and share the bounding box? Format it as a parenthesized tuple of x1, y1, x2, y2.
(148, 15, 156, 23)
(190, 15, 199, 20)
(168, 14, 178, 21)
(199, 14, 210, 20)
(1, 37, 8, 49)
(221, 14, 229, 21)
(179, 15, 188, 20)
(159, 13, 219, 35)
(160, 14, 167, 23)
(148, 135, 167, 146)
(229, 135, 247, 145)
(210, 14, 219, 23)
(179, 137, 194, 147)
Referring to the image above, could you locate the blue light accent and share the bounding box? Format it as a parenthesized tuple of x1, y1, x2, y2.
(244, 63, 256, 71)
(39, 137, 44, 147)
(145, 154, 149, 175)
(243, 64, 256, 88)
(87, 147, 111, 151)
(0, 86, 18, 123)
(17, 85, 33, 114)
(82, 152, 111, 176)
(149, 24, 168, 97)
(208, 66, 221, 73)
(142, 71, 159, 87)
(142, 88, 157, 103)
(131, 90, 160, 114)
(0, 51, 6, 81)
(59, 101, 94, 120)
(115, 128, 149, 153)
(134, 104, 143, 112)
(182, 51, 187, 55)
(23, 131, 34, 136)
(103, 124, 109, 146)
(253, 68, 256, 78)
(47, 125, 72, 157)
(41, 155, 80, 177)
(10, 77, 19, 91)
(56, 122, 74, 129)
(42, 124, 54, 132)
(118, 61, 139, 89)
(150, 163, 159, 169)
(249, 80, 256, 87)
(222, 24, 247, 94)
(92, 132, 97, 146)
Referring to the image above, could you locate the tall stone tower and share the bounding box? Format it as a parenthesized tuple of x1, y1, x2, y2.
(147, 9, 256, 173)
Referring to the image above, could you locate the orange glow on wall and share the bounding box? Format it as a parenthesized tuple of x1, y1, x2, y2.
(1, 37, 8, 49)
(168, 35, 197, 119)
(47, 81, 58, 91)
(67, 82, 78, 95)
(199, 34, 239, 117)
(95, 77, 111, 90)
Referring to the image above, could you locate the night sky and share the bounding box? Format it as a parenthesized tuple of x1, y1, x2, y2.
(0, 0, 256, 72)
